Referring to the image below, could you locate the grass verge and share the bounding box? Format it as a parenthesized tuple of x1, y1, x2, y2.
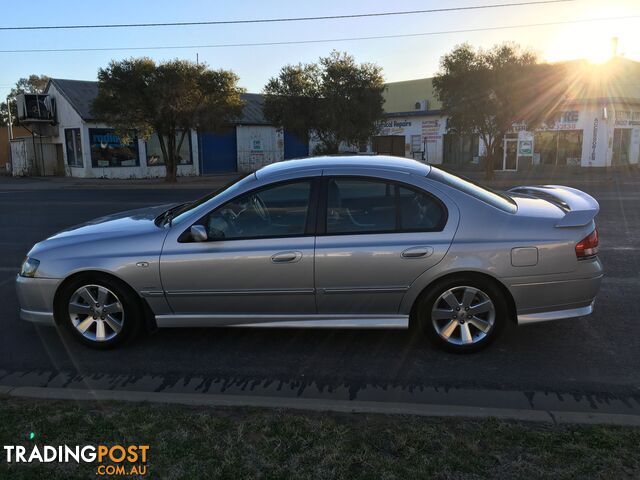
(0, 394, 638, 479)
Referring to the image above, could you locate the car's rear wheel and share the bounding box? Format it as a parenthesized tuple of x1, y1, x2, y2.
(58, 275, 141, 349)
(416, 276, 507, 353)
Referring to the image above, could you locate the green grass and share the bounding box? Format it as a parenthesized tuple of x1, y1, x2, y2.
(0, 395, 638, 479)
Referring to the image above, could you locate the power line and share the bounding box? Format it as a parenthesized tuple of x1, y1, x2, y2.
(0, 0, 575, 31)
(0, 15, 635, 54)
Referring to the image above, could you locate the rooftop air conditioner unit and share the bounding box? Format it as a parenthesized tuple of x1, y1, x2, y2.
(15, 93, 56, 123)
(414, 99, 428, 111)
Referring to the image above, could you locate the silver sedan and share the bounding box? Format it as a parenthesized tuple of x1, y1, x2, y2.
(16, 156, 603, 352)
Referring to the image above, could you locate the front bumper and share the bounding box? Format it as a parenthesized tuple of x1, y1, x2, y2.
(16, 275, 59, 326)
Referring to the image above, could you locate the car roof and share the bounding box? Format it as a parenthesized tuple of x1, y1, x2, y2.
(254, 155, 431, 180)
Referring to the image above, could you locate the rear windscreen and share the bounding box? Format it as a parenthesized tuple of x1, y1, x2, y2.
(428, 167, 517, 214)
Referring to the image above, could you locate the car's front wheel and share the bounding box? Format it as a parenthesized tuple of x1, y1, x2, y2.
(57, 275, 142, 349)
(416, 276, 507, 353)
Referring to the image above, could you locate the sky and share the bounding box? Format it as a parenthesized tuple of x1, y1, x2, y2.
(0, 0, 639, 98)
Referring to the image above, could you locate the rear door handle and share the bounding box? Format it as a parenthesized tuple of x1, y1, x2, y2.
(401, 246, 434, 258)
(271, 251, 303, 263)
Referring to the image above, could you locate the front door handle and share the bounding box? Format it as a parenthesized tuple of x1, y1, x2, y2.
(271, 251, 303, 263)
(401, 246, 434, 258)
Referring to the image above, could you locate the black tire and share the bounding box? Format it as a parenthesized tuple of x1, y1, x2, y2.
(415, 275, 507, 353)
(56, 274, 142, 349)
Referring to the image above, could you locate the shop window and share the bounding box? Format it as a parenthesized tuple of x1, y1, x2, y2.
(146, 132, 192, 166)
(534, 130, 583, 166)
(616, 111, 631, 121)
(64, 128, 83, 167)
(89, 128, 139, 168)
(410, 135, 422, 153)
(443, 134, 479, 165)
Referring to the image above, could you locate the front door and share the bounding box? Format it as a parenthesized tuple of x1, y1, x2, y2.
(314, 176, 454, 314)
(160, 179, 318, 316)
(612, 128, 631, 165)
(502, 138, 518, 170)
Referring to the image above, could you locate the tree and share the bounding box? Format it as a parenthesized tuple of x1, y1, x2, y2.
(264, 51, 385, 154)
(92, 58, 244, 182)
(0, 74, 50, 126)
(433, 43, 566, 178)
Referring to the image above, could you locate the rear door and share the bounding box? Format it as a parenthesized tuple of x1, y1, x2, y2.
(314, 175, 456, 314)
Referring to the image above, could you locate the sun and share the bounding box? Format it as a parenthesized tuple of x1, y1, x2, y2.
(544, 27, 617, 65)
(542, 1, 639, 64)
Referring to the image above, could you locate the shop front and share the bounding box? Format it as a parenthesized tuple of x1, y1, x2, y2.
(373, 115, 448, 164)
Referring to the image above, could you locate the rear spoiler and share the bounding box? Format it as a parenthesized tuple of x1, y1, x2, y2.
(508, 185, 599, 227)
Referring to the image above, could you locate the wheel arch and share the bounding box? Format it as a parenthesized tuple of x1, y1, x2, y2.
(408, 270, 517, 328)
(53, 270, 157, 331)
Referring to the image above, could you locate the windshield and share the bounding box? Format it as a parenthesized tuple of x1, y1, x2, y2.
(428, 167, 517, 214)
(156, 173, 254, 226)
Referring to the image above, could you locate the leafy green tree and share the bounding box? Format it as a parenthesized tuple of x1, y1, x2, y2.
(264, 51, 385, 154)
(92, 58, 244, 182)
(0, 75, 50, 126)
(433, 43, 565, 178)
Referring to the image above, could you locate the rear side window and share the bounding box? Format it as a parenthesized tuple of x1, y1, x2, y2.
(398, 186, 446, 231)
(327, 179, 395, 234)
(325, 178, 446, 235)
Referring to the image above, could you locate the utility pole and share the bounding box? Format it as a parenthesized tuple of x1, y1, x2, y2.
(6, 95, 14, 140)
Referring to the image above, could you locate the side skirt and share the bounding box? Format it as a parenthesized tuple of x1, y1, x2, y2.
(155, 314, 409, 329)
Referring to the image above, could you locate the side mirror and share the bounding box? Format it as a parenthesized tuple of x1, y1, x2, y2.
(190, 225, 208, 242)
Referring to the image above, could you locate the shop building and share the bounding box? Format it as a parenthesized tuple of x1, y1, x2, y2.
(377, 57, 640, 169)
(9, 79, 308, 178)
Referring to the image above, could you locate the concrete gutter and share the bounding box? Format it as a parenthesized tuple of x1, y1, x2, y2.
(4, 386, 640, 427)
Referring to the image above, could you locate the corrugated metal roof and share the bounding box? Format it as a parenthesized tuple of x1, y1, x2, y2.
(237, 93, 269, 125)
(46, 78, 268, 125)
(47, 79, 99, 121)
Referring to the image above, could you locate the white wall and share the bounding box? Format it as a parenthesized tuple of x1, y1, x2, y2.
(236, 125, 284, 173)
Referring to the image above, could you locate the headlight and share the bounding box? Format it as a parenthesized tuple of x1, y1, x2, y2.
(20, 257, 40, 277)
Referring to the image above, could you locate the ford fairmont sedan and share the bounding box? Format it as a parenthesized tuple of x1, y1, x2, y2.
(16, 156, 603, 352)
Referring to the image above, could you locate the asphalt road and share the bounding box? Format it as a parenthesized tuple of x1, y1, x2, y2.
(0, 173, 639, 410)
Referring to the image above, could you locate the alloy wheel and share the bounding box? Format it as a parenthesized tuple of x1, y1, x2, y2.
(431, 286, 496, 346)
(68, 284, 124, 342)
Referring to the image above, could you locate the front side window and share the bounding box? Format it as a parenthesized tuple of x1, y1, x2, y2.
(196, 180, 313, 241)
(325, 178, 446, 235)
(89, 128, 139, 168)
(64, 128, 83, 167)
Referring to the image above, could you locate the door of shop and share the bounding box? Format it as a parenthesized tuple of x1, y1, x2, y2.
(284, 131, 309, 159)
(500, 138, 518, 170)
(373, 136, 405, 157)
(612, 128, 631, 165)
(199, 127, 237, 174)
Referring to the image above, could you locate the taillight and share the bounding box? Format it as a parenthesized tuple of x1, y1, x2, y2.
(575, 228, 599, 259)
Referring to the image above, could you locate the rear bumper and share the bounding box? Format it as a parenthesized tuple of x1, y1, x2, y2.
(16, 275, 59, 326)
(517, 300, 594, 325)
(510, 271, 602, 325)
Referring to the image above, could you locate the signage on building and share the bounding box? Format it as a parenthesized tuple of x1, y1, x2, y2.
(421, 119, 441, 144)
(377, 120, 413, 135)
(518, 140, 533, 156)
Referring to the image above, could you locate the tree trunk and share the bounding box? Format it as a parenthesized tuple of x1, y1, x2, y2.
(480, 136, 495, 181)
(166, 133, 177, 183)
(484, 149, 494, 181)
(157, 133, 176, 183)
